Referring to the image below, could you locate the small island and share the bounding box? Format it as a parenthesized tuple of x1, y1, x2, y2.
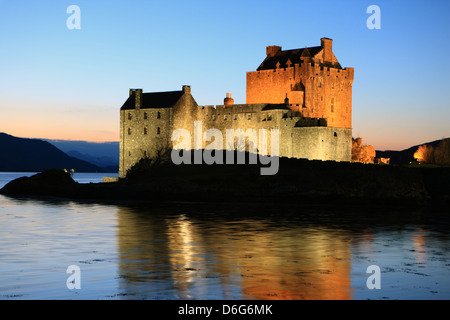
(1, 153, 449, 210)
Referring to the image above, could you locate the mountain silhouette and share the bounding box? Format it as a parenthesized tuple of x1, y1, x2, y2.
(0, 133, 102, 172)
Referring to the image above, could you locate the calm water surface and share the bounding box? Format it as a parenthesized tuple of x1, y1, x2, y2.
(0, 172, 449, 300)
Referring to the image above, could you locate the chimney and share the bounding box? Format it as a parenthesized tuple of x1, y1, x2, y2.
(224, 92, 234, 107)
(320, 38, 333, 62)
(266, 45, 282, 57)
(182, 85, 191, 95)
(134, 89, 143, 109)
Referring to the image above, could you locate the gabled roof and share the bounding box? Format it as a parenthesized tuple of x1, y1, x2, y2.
(257, 46, 323, 71)
(121, 90, 184, 110)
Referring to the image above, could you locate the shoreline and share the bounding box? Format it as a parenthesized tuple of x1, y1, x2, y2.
(0, 158, 449, 211)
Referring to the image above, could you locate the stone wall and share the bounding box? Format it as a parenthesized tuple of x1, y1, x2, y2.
(119, 107, 174, 178)
(120, 98, 352, 177)
(291, 127, 352, 161)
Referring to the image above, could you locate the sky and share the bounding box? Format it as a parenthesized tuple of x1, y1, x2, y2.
(0, 0, 449, 150)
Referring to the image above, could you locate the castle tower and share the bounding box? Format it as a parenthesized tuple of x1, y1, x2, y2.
(246, 38, 354, 128)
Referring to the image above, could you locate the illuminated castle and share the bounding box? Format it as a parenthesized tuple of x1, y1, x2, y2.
(119, 38, 354, 178)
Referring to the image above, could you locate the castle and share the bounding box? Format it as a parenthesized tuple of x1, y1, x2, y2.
(119, 38, 354, 178)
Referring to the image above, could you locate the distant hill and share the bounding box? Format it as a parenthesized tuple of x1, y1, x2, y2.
(0, 133, 102, 172)
(45, 139, 119, 170)
(376, 139, 446, 165)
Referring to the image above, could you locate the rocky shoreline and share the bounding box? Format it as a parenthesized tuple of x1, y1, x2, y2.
(1, 158, 449, 210)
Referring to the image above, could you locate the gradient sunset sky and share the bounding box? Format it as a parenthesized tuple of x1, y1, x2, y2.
(0, 0, 449, 150)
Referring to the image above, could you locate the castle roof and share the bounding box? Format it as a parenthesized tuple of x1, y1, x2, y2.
(262, 103, 291, 111)
(257, 46, 323, 71)
(121, 90, 184, 110)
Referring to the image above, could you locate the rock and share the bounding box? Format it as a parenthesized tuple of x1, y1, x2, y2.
(0, 169, 77, 196)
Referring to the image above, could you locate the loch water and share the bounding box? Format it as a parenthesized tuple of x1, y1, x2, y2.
(0, 172, 449, 300)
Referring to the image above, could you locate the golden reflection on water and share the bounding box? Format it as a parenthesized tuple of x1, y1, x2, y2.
(116, 206, 353, 299)
(412, 228, 427, 264)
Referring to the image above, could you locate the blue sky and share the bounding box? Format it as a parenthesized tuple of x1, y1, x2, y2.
(0, 0, 449, 150)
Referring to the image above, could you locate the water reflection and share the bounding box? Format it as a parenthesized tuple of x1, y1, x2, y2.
(115, 206, 357, 299)
(0, 189, 449, 300)
(412, 228, 427, 264)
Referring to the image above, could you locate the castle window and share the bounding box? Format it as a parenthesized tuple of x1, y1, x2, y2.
(157, 112, 161, 119)
(128, 113, 132, 120)
(318, 82, 321, 88)
(144, 127, 148, 135)
(224, 115, 228, 120)
(128, 151, 131, 156)
(212, 115, 216, 121)
(234, 114, 237, 120)
(267, 114, 272, 121)
(144, 151, 147, 157)
(247, 114, 251, 120)
(157, 127, 160, 135)
(331, 105, 334, 112)
(332, 82, 334, 89)
(128, 128, 131, 135)
(334, 132, 338, 137)
(143, 112, 148, 120)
